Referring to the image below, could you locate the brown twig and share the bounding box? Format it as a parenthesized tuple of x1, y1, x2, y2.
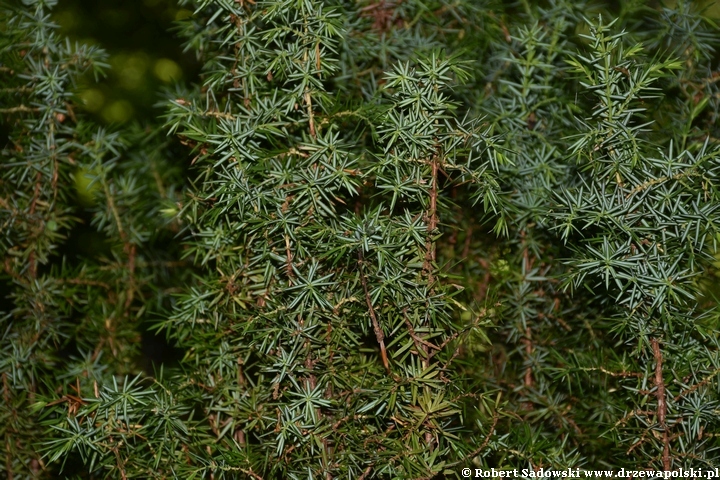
(203, 109, 236, 120)
(304, 89, 316, 138)
(27, 171, 43, 278)
(112, 443, 128, 480)
(358, 465, 373, 480)
(123, 243, 136, 310)
(0, 105, 38, 114)
(3, 373, 12, 480)
(59, 278, 112, 290)
(522, 327, 534, 389)
(626, 170, 700, 199)
(418, 153, 441, 380)
(403, 314, 440, 358)
(627, 433, 648, 455)
(358, 250, 390, 373)
(284, 234, 294, 285)
(651, 338, 670, 471)
(238, 468, 264, 480)
(518, 231, 536, 395)
(461, 226, 473, 259)
(614, 409, 655, 427)
(674, 367, 720, 402)
(423, 155, 439, 286)
(436, 309, 489, 366)
(302, 26, 317, 138)
(586, 367, 643, 378)
(446, 412, 499, 467)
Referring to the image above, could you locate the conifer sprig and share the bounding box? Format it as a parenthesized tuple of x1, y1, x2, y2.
(3, 0, 720, 477)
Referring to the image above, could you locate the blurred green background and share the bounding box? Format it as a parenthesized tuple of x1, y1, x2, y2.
(51, 0, 720, 125)
(48, 0, 200, 369)
(53, 0, 199, 124)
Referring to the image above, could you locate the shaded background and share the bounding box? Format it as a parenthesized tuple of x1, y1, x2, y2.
(49, 0, 201, 372)
(53, 0, 200, 124)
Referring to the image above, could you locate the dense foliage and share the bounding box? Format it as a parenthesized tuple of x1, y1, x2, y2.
(2, 0, 720, 478)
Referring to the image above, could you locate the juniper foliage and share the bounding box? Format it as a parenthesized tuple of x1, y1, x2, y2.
(2, 0, 720, 478)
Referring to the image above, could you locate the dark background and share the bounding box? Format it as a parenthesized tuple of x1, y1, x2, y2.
(53, 0, 200, 124)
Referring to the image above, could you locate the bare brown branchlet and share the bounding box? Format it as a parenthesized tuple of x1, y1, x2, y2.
(358, 250, 390, 373)
(652, 338, 670, 471)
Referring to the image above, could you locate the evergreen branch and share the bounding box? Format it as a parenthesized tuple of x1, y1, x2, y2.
(4, 0, 720, 476)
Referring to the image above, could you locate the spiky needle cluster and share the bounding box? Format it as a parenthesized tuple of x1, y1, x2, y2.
(2, 0, 720, 478)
